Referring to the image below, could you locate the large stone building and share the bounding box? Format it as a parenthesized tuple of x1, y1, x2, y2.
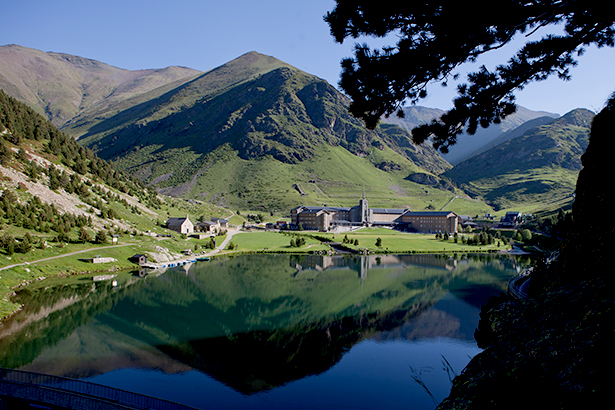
(291, 195, 458, 233)
(400, 211, 459, 234)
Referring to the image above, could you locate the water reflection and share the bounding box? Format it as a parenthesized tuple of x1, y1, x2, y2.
(0, 253, 530, 408)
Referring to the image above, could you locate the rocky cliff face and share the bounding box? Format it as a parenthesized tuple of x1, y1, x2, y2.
(437, 96, 614, 410)
(534, 98, 614, 291)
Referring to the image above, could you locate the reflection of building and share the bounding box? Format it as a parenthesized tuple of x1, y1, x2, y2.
(291, 195, 458, 233)
(291, 254, 459, 284)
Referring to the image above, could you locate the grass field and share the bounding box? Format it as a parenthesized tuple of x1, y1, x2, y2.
(310, 227, 505, 253)
(460, 167, 580, 213)
(229, 231, 330, 253)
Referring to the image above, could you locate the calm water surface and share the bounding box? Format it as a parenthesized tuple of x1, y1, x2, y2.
(0, 253, 530, 409)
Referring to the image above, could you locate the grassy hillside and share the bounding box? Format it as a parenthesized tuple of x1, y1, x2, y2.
(73, 53, 454, 210)
(465, 115, 557, 159)
(130, 142, 466, 213)
(64, 51, 291, 139)
(444, 109, 593, 211)
(0, 89, 234, 316)
(0, 46, 586, 220)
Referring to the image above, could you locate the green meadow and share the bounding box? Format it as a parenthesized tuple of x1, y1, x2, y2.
(173, 144, 478, 215)
(309, 227, 505, 253)
(228, 231, 329, 252)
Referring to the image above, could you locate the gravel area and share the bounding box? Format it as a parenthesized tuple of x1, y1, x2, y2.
(0, 150, 139, 230)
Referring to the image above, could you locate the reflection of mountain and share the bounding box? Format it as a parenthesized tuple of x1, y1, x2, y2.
(157, 301, 432, 395)
(372, 294, 481, 343)
(0, 274, 148, 370)
(3, 254, 523, 393)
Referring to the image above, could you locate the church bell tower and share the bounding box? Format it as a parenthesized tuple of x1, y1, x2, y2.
(360, 186, 369, 224)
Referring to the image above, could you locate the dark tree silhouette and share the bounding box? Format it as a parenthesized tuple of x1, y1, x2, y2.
(325, 1, 615, 152)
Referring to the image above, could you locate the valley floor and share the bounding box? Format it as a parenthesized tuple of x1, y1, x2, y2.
(0, 227, 515, 320)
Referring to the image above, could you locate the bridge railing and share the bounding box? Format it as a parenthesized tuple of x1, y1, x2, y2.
(0, 367, 198, 410)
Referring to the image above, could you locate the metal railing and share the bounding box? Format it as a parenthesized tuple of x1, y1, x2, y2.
(0, 367, 199, 410)
(508, 270, 530, 299)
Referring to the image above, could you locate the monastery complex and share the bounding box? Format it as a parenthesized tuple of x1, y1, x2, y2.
(291, 194, 458, 233)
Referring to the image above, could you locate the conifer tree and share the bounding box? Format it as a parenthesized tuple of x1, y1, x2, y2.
(326, 1, 615, 150)
(94, 230, 107, 244)
(79, 227, 92, 244)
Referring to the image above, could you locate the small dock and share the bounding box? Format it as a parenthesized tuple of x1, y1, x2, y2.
(141, 258, 197, 270)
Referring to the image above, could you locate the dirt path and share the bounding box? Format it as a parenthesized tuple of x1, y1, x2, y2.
(203, 230, 242, 256)
(0, 243, 134, 271)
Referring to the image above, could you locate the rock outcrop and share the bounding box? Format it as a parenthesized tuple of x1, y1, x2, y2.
(437, 95, 615, 410)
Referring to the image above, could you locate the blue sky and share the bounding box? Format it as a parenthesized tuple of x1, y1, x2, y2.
(2, 0, 614, 115)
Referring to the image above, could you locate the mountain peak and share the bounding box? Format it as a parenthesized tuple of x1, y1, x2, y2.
(237, 50, 280, 61)
(210, 51, 293, 80)
(553, 108, 595, 128)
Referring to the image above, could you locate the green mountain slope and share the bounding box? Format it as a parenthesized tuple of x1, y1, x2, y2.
(1, 45, 586, 217)
(0, 89, 165, 231)
(64, 51, 292, 139)
(444, 109, 594, 211)
(75, 53, 454, 211)
(0, 44, 201, 128)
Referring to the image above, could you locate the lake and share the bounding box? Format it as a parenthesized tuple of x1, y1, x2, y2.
(0, 253, 530, 409)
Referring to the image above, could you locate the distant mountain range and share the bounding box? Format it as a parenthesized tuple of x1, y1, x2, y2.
(0, 44, 593, 213)
(377, 103, 594, 212)
(0, 44, 201, 128)
(383, 105, 560, 165)
(444, 109, 594, 211)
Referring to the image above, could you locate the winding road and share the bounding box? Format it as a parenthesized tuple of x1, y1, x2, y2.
(202, 229, 243, 256)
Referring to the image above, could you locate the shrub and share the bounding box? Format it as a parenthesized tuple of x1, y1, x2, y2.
(94, 230, 107, 244)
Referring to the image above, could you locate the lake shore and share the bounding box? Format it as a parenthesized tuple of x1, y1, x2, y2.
(0, 228, 534, 320)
